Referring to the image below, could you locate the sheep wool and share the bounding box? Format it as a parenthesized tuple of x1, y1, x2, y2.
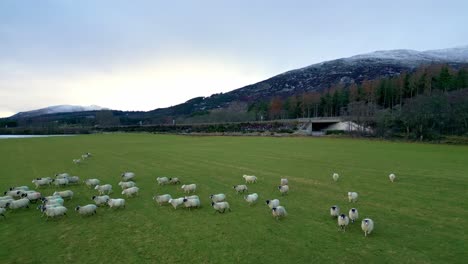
(121, 172, 135, 181)
(272, 206, 287, 220)
(107, 198, 126, 209)
(348, 192, 358, 203)
(330, 205, 340, 218)
(153, 194, 172, 206)
(332, 173, 339, 182)
(244, 193, 259, 205)
(118, 181, 136, 190)
(75, 204, 97, 216)
(233, 185, 248, 193)
(278, 185, 289, 195)
(338, 214, 350, 231)
(361, 218, 374, 237)
(181, 184, 197, 194)
(53, 190, 74, 200)
(266, 199, 280, 209)
(168, 198, 184, 209)
(209, 193, 226, 203)
(211, 202, 231, 213)
(169, 178, 180, 184)
(183, 197, 200, 209)
(349, 208, 359, 223)
(242, 175, 257, 184)
(92, 195, 110, 206)
(122, 187, 139, 197)
(280, 178, 288, 186)
(85, 179, 100, 188)
(389, 173, 396, 183)
(156, 177, 169, 185)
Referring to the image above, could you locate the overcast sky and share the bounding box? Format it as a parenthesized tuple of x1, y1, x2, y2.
(1, 0, 467, 117)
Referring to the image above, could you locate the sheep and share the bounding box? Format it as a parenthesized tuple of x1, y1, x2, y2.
(156, 177, 169, 185)
(32, 178, 52, 188)
(53, 178, 69, 187)
(0, 198, 14, 208)
(95, 184, 112, 195)
(272, 206, 287, 220)
(67, 176, 80, 184)
(349, 208, 359, 223)
(153, 194, 172, 206)
(92, 195, 110, 206)
(73, 159, 81, 164)
(348, 192, 358, 203)
(211, 202, 231, 213)
(55, 173, 70, 179)
(37, 204, 62, 217)
(280, 178, 288, 186)
(183, 197, 200, 210)
(181, 184, 196, 194)
(42, 206, 67, 219)
(242, 175, 257, 184)
(168, 198, 184, 209)
(0, 208, 5, 218)
(3, 190, 22, 198)
(244, 193, 259, 206)
(81, 153, 90, 159)
(53, 190, 73, 200)
(121, 172, 135, 181)
(75, 204, 97, 216)
(184, 195, 199, 200)
(209, 193, 226, 203)
(169, 177, 180, 184)
(21, 192, 41, 203)
(42, 195, 62, 201)
(330, 205, 340, 218)
(121, 187, 139, 197)
(84, 179, 100, 188)
(278, 185, 289, 196)
(389, 173, 396, 183)
(0, 195, 13, 200)
(5, 198, 30, 210)
(108, 198, 125, 209)
(233, 185, 248, 193)
(9, 186, 29, 191)
(338, 214, 350, 231)
(266, 199, 280, 209)
(332, 173, 339, 182)
(43, 197, 64, 206)
(361, 218, 374, 237)
(118, 181, 136, 190)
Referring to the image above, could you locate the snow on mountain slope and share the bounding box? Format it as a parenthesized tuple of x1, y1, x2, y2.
(10, 105, 109, 118)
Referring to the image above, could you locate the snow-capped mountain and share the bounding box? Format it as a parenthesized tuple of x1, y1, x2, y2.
(10, 105, 109, 118)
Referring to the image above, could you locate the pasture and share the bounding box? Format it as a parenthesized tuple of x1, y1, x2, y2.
(0, 134, 466, 263)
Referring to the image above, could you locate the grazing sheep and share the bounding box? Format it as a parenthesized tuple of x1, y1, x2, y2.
(349, 208, 359, 223)
(73, 159, 81, 164)
(181, 184, 197, 194)
(3, 190, 21, 198)
(244, 193, 259, 206)
(183, 197, 200, 209)
(42, 205, 67, 219)
(37, 204, 62, 217)
(209, 193, 226, 203)
(169, 177, 180, 184)
(92, 195, 110, 206)
(55, 173, 70, 179)
(53, 178, 69, 187)
(32, 178, 52, 188)
(266, 199, 280, 209)
(348, 192, 358, 203)
(9, 186, 29, 191)
(121, 172, 135, 181)
(242, 175, 257, 184)
(332, 173, 339, 182)
(81, 153, 90, 159)
(278, 185, 289, 196)
(0, 208, 5, 218)
(53, 190, 74, 200)
(338, 214, 350, 231)
(272, 206, 287, 220)
(84, 179, 100, 188)
(330, 205, 340, 218)
(361, 218, 374, 237)
(95, 184, 112, 195)
(233, 185, 248, 193)
(389, 173, 396, 183)
(42, 196, 64, 206)
(153, 194, 172, 206)
(168, 198, 184, 209)
(184, 195, 199, 200)
(118, 181, 136, 190)
(211, 202, 231, 213)
(280, 178, 288, 186)
(67, 176, 80, 184)
(107, 198, 126, 209)
(121, 187, 139, 197)
(156, 177, 169, 185)
(75, 204, 97, 216)
(5, 198, 30, 210)
(0, 198, 14, 208)
(21, 192, 41, 203)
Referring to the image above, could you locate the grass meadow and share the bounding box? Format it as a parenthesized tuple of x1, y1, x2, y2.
(0, 134, 466, 263)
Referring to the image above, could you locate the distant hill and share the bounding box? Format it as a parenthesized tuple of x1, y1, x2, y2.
(10, 105, 109, 119)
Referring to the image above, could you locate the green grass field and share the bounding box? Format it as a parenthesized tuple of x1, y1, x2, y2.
(0, 134, 466, 263)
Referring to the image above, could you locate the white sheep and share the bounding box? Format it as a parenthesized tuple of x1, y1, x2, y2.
(9, 186, 29, 191)
(278, 185, 289, 195)
(181, 184, 196, 194)
(184, 195, 199, 200)
(95, 184, 112, 195)
(3, 190, 22, 198)
(5, 198, 30, 209)
(107, 198, 126, 209)
(55, 173, 70, 179)
(75, 204, 97, 216)
(0, 195, 13, 200)
(81, 153, 90, 159)
(84, 179, 100, 188)
(389, 173, 396, 182)
(244, 193, 259, 206)
(0, 198, 14, 208)
(211, 202, 231, 213)
(361, 218, 374, 237)
(209, 193, 226, 203)
(21, 191, 41, 202)
(156, 177, 169, 185)
(42, 196, 64, 206)
(332, 173, 339, 182)
(73, 159, 81, 164)
(67, 176, 80, 184)
(169, 177, 180, 184)
(266, 199, 280, 209)
(348, 192, 358, 203)
(243, 175, 257, 184)
(272, 206, 287, 220)
(349, 208, 359, 223)
(280, 178, 288, 186)
(42, 205, 67, 219)
(121, 172, 135, 181)
(0, 208, 5, 218)
(330, 205, 340, 218)
(338, 214, 350, 231)
(168, 198, 184, 209)
(53, 178, 69, 187)
(32, 178, 52, 188)
(92, 195, 110, 206)
(53, 190, 73, 200)
(122, 187, 139, 197)
(153, 194, 172, 206)
(118, 181, 136, 190)
(183, 197, 200, 209)
(233, 185, 248, 193)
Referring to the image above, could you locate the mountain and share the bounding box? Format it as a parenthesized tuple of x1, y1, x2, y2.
(10, 105, 109, 119)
